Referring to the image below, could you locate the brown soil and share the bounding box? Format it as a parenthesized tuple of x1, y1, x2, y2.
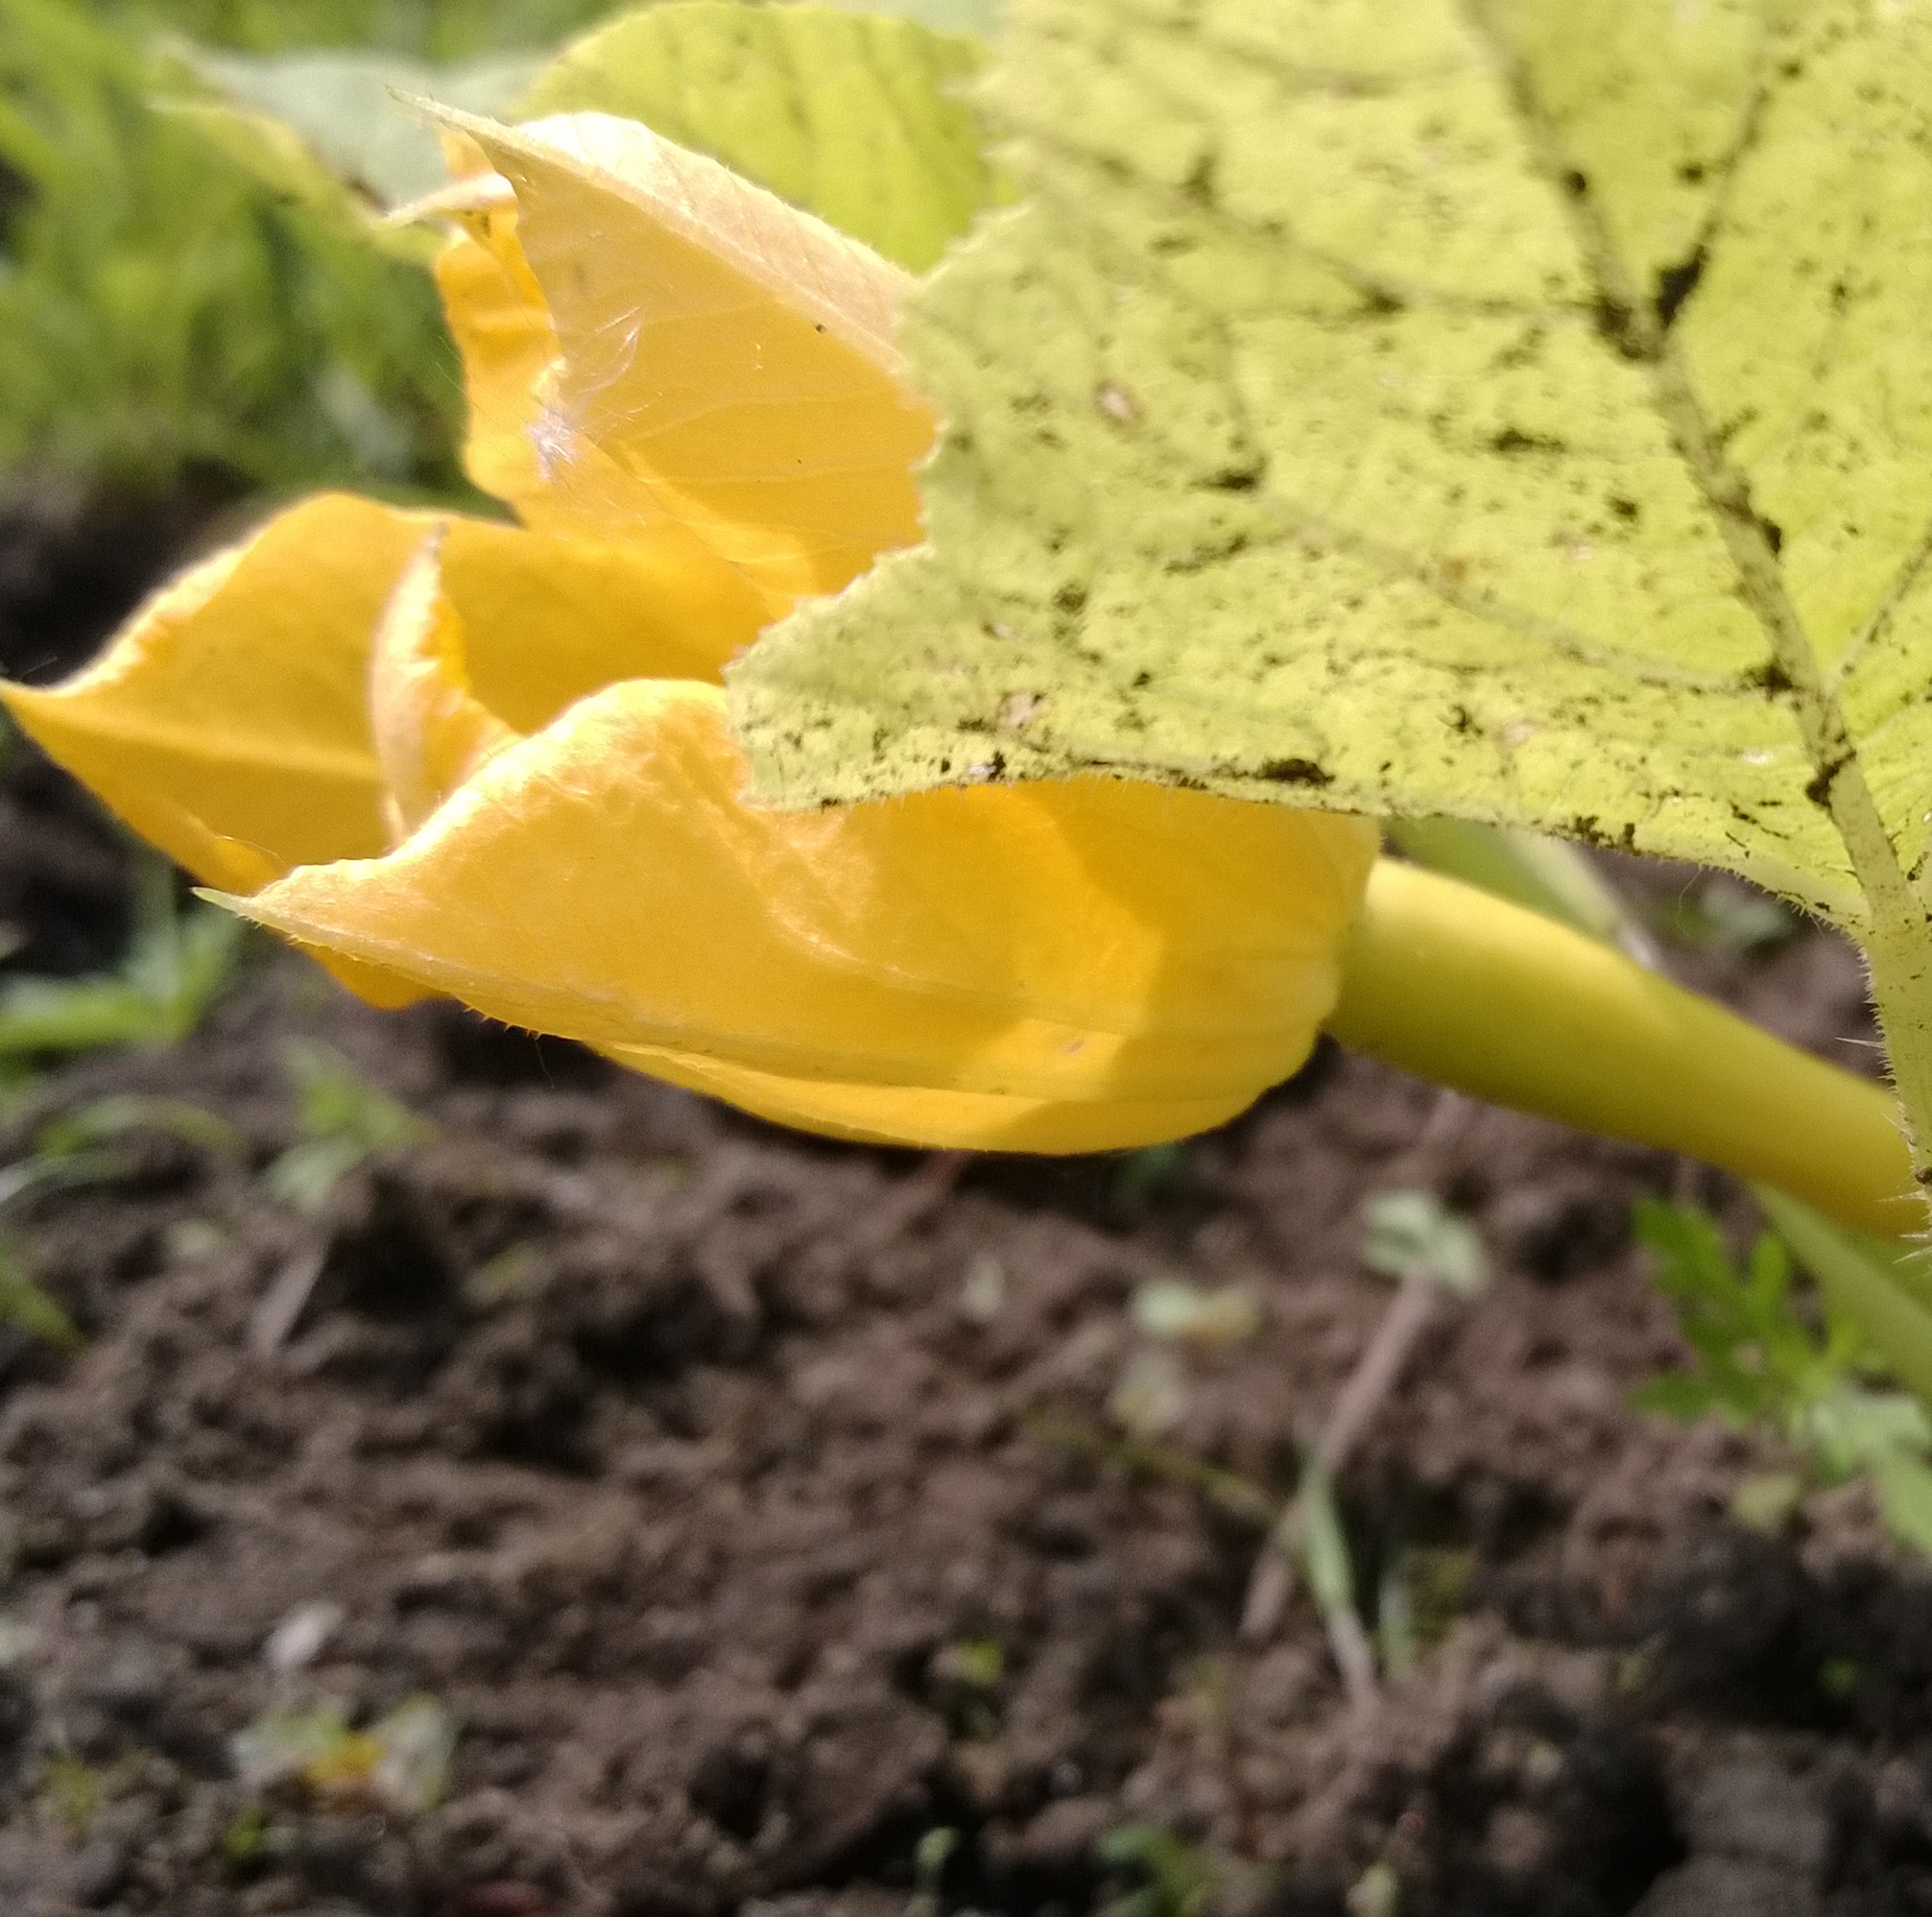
(1, 499, 1930, 1917)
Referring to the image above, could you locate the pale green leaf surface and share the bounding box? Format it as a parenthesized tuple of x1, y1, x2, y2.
(169, 45, 539, 208)
(156, 98, 436, 261)
(732, 0, 1932, 953)
(518, 1, 994, 271)
(833, 0, 998, 36)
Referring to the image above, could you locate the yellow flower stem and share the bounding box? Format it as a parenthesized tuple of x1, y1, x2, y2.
(1325, 859, 1919, 1240)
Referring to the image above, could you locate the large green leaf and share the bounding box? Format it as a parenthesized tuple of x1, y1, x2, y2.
(830, 0, 999, 36)
(519, 1, 994, 271)
(163, 45, 539, 215)
(731, 0, 1932, 937)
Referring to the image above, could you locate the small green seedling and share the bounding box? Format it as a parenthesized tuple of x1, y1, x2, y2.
(37, 1750, 104, 1836)
(907, 1825, 960, 1917)
(0, 875, 244, 1060)
(0, 1093, 243, 1354)
(1298, 1456, 1377, 1710)
(0, 1093, 244, 1216)
(1362, 1190, 1488, 1298)
(1111, 1140, 1192, 1212)
(229, 1693, 456, 1814)
(0, 1237, 81, 1353)
(927, 1635, 1005, 1738)
(1130, 1278, 1262, 1349)
(265, 1038, 434, 1210)
(1242, 1191, 1490, 1651)
(1635, 1200, 1932, 1556)
(34, 1093, 245, 1161)
(1095, 1823, 1224, 1917)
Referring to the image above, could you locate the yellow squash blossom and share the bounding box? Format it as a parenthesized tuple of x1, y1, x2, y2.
(2, 111, 1375, 1155)
(1, 108, 1918, 1238)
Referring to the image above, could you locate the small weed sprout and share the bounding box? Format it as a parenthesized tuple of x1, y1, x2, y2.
(0, 867, 244, 1062)
(1635, 1199, 1932, 1556)
(265, 1038, 434, 1210)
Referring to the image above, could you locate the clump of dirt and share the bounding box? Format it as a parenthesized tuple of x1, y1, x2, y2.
(1, 502, 1929, 1917)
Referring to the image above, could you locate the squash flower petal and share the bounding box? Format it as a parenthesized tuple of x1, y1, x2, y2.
(1, 497, 768, 891)
(434, 109, 933, 615)
(5, 110, 1377, 1152)
(231, 670, 1374, 1142)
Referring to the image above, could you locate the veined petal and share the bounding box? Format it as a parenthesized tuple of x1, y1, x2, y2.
(432, 108, 934, 611)
(231, 680, 1374, 1125)
(429, 194, 778, 672)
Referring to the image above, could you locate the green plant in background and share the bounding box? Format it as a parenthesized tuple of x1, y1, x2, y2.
(101, 0, 620, 60)
(1, 0, 704, 497)
(1635, 1199, 1932, 1555)
(265, 1037, 435, 1210)
(0, 861, 244, 1059)
(1095, 1823, 1225, 1917)
(0, 1234, 80, 1350)
(0, 0, 474, 491)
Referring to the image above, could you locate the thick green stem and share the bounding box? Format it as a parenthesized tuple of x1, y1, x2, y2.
(1325, 860, 1919, 1240)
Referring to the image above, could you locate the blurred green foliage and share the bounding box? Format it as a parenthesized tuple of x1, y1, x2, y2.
(0, 0, 618, 494)
(105, 0, 622, 59)
(1634, 1199, 1932, 1556)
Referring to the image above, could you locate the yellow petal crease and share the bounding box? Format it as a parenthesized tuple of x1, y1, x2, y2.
(431, 108, 935, 610)
(230, 680, 1374, 1131)
(432, 199, 560, 512)
(370, 535, 521, 840)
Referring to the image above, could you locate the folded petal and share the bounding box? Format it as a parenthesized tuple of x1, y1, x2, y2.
(4, 492, 769, 877)
(231, 680, 1375, 1138)
(371, 535, 521, 839)
(2, 493, 422, 891)
(431, 188, 560, 512)
(435, 108, 934, 611)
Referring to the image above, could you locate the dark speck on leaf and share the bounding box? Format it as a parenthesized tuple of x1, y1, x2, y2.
(1655, 247, 1707, 329)
(1258, 758, 1333, 787)
(1491, 426, 1562, 456)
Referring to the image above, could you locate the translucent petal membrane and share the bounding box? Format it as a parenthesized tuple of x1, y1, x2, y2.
(435, 108, 935, 611)
(233, 679, 1376, 1135)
